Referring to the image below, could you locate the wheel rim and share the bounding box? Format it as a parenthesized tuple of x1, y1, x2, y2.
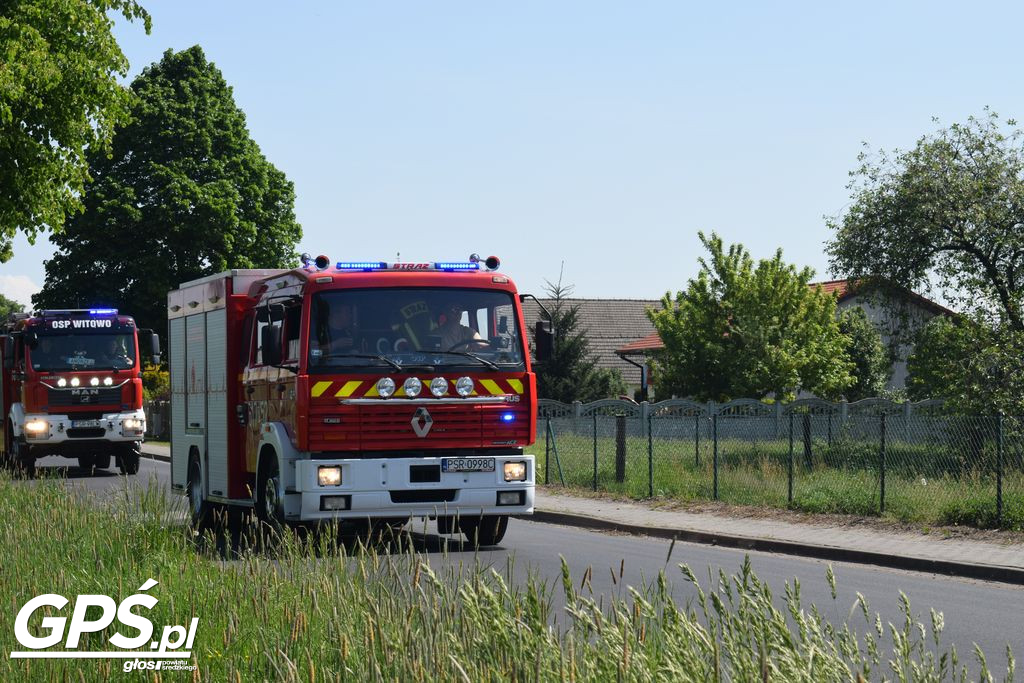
(189, 465, 203, 518)
(263, 475, 280, 520)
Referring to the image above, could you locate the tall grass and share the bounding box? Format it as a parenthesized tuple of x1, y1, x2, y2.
(0, 473, 1015, 681)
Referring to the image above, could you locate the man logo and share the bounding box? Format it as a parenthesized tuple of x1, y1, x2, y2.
(411, 407, 433, 438)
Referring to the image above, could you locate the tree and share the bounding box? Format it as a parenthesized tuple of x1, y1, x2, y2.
(827, 111, 1024, 331)
(647, 232, 854, 401)
(33, 46, 302, 339)
(837, 307, 889, 401)
(0, 293, 24, 317)
(906, 315, 1024, 415)
(535, 278, 627, 403)
(0, 0, 150, 261)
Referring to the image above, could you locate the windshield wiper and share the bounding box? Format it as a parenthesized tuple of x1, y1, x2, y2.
(430, 350, 500, 371)
(321, 353, 403, 372)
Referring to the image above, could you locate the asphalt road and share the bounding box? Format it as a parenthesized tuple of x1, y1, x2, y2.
(31, 454, 1024, 672)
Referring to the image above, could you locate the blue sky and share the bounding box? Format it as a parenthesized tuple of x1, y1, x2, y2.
(4, 1, 1023, 307)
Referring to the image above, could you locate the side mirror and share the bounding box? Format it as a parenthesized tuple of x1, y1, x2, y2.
(149, 332, 161, 365)
(2, 336, 12, 370)
(261, 323, 282, 366)
(534, 320, 554, 362)
(25, 331, 38, 349)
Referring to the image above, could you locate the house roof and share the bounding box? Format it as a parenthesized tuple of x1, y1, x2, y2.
(614, 279, 954, 356)
(521, 298, 659, 381)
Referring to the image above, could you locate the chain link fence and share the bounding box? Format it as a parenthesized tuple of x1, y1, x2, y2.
(537, 398, 1024, 530)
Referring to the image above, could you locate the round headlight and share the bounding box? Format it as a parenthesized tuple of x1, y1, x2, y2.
(402, 377, 422, 398)
(90, 377, 100, 387)
(455, 376, 474, 397)
(57, 378, 67, 388)
(429, 377, 448, 397)
(70, 377, 80, 387)
(376, 377, 396, 398)
(103, 377, 113, 386)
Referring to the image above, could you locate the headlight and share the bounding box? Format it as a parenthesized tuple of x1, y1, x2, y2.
(24, 419, 48, 435)
(90, 377, 100, 387)
(403, 377, 422, 398)
(70, 377, 80, 387)
(376, 377, 396, 398)
(103, 377, 113, 386)
(123, 418, 144, 431)
(455, 376, 474, 397)
(430, 377, 448, 397)
(503, 461, 527, 482)
(318, 466, 342, 486)
(57, 378, 67, 388)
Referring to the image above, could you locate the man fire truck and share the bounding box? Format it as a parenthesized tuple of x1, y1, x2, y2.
(0, 309, 160, 476)
(169, 255, 551, 545)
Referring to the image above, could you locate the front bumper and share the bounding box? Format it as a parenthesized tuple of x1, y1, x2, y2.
(287, 454, 535, 521)
(22, 410, 146, 447)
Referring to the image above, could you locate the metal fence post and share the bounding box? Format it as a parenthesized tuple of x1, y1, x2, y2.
(997, 412, 1004, 528)
(615, 414, 626, 483)
(880, 413, 887, 515)
(592, 413, 598, 492)
(788, 412, 794, 505)
(648, 414, 654, 498)
(712, 413, 719, 501)
(544, 416, 550, 485)
(695, 415, 700, 466)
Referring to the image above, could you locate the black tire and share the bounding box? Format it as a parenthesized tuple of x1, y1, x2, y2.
(118, 443, 141, 475)
(11, 438, 34, 478)
(436, 516, 456, 534)
(458, 515, 508, 546)
(78, 454, 96, 475)
(255, 455, 285, 536)
(94, 452, 111, 470)
(187, 455, 213, 530)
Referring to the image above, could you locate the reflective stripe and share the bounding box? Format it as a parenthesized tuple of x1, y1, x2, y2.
(479, 379, 504, 396)
(507, 379, 524, 394)
(364, 383, 380, 397)
(334, 380, 362, 398)
(311, 381, 332, 397)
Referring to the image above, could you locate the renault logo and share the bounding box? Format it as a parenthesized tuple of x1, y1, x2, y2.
(411, 407, 433, 438)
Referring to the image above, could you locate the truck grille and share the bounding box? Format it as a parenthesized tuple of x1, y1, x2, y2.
(66, 428, 105, 439)
(48, 388, 121, 407)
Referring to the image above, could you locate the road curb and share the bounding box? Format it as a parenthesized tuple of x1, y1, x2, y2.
(530, 510, 1024, 586)
(141, 446, 1023, 585)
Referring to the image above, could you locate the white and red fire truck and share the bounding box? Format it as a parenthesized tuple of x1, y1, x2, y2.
(169, 255, 551, 545)
(0, 309, 160, 476)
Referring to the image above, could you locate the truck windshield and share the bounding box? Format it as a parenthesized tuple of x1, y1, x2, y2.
(28, 333, 137, 371)
(308, 288, 525, 370)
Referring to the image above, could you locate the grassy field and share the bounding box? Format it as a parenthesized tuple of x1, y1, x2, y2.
(539, 431, 1024, 530)
(0, 473, 1013, 681)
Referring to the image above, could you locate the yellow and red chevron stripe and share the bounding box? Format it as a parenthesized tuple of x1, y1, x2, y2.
(309, 376, 526, 398)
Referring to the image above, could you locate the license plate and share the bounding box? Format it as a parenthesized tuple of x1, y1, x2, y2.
(71, 419, 101, 428)
(441, 457, 495, 473)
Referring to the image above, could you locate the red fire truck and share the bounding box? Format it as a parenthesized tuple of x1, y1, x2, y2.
(0, 309, 160, 476)
(169, 255, 550, 545)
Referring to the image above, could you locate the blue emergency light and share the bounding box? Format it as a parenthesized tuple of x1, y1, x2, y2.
(89, 308, 118, 315)
(336, 261, 387, 271)
(435, 262, 480, 272)
(501, 413, 516, 423)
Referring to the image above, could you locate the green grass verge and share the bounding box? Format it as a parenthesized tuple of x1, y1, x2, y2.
(538, 433, 1024, 530)
(0, 473, 1012, 681)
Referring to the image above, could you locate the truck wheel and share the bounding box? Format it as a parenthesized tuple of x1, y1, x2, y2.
(94, 452, 111, 470)
(256, 456, 285, 536)
(458, 515, 508, 547)
(78, 454, 96, 475)
(436, 516, 456, 534)
(187, 456, 213, 529)
(118, 443, 141, 475)
(11, 438, 34, 479)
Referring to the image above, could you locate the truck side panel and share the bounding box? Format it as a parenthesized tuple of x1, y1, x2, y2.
(169, 316, 187, 489)
(205, 307, 229, 496)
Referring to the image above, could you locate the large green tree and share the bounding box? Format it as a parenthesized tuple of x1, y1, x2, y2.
(0, 0, 150, 261)
(535, 279, 627, 403)
(837, 307, 889, 401)
(648, 233, 854, 401)
(0, 293, 24, 317)
(827, 111, 1024, 331)
(33, 46, 301, 338)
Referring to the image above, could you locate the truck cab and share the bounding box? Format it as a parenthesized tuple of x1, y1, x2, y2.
(0, 309, 157, 476)
(170, 256, 550, 545)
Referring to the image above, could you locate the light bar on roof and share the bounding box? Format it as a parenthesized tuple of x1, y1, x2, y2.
(336, 261, 388, 271)
(333, 261, 482, 273)
(435, 262, 480, 271)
